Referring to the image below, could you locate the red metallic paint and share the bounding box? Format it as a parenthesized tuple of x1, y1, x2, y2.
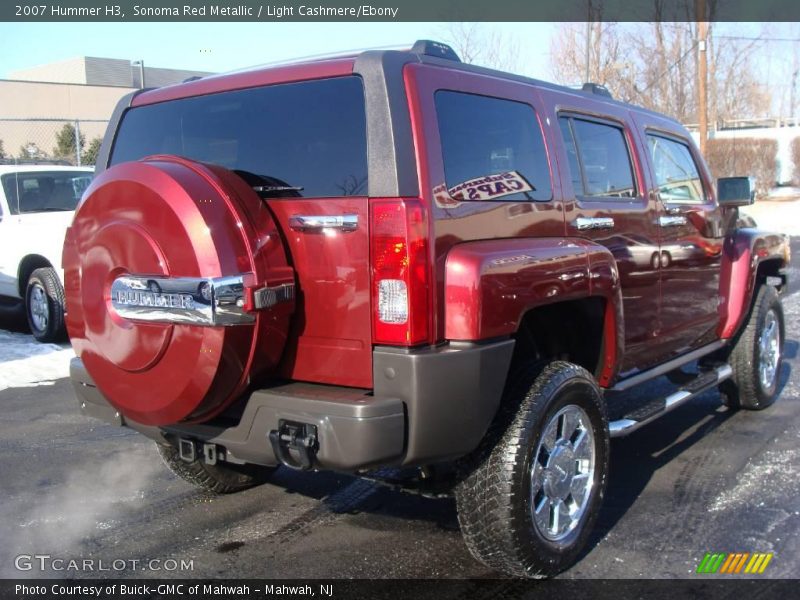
(268, 197, 374, 388)
(63, 156, 294, 425)
(443, 238, 622, 384)
(126, 59, 377, 390)
(630, 114, 725, 361)
(403, 64, 567, 345)
(537, 88, 664, 373)
(74, 51, 787, 409)
(718, 228, 789, 339)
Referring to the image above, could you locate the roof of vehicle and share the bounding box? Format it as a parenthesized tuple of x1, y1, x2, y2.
(131, 40, 683, 130)
(0, 164, 94, 175)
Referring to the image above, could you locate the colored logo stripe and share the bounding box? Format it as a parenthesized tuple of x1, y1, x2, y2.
(720, 553, 749, 573)
(697, 552, 773, 574)
(697, 553, 726, 573)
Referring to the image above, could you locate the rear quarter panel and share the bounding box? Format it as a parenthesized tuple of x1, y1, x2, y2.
(403, 63, 567, 343)
(444, 238, 623, 385)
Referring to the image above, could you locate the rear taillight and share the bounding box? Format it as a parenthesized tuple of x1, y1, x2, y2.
(371, 199, 430, 345)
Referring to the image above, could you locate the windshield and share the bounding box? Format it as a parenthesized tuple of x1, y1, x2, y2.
(1, 171, 93, 214)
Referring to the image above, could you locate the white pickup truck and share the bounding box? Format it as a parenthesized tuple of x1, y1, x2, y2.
(0, 163, 93, 341)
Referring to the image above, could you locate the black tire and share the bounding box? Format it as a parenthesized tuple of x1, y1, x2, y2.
(25, 267, 66, 343)
(156, 443, 277, 494)
(455, 361, 610, 578)
(721, 285, 784, 410)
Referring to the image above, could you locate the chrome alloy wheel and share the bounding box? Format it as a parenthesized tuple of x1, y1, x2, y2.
(759, 309, 781, 391)
(530, 405, 596, 541)
(29, 282, 49, 333)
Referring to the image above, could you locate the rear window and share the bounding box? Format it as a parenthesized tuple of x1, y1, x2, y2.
(111, 76, 368, 198)
(1, 171, 93, 214)
(434, 91, 552, 202)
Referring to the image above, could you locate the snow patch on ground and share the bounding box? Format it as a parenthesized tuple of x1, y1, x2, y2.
(0, 330, 74, 392)
(709, 443, 800, 512)
(709, 291, 800, 514)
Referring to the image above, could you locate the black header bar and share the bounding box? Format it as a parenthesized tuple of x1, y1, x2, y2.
(2, 579, 797, 600)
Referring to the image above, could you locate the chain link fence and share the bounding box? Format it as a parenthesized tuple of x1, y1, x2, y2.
(0, 118, 110, 166)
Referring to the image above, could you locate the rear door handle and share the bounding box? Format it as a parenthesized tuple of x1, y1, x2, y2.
(659, 215, 687, 227)
(573, 216, 615, 231)
(288, 214, 358, 232)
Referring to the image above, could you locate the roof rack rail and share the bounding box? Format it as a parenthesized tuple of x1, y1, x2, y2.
(411, 40, 461, 62)
(582, 82, 613, 99)
(225, 43, 413, 76)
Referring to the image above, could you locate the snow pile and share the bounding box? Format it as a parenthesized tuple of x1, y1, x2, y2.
(0, 330, 75, 391)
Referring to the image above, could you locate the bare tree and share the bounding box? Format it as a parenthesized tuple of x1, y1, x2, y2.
(549, 17, 770, 124)
(439, 23, 521, 72)
(548, 22, 632, 97)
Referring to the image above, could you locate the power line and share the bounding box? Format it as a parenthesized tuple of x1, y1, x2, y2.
(716, 35, 800, 43)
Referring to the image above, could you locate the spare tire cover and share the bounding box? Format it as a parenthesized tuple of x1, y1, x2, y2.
(63, 155, 294, 426)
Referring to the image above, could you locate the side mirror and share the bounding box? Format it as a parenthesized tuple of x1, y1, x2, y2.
(717, 176, 755, 207)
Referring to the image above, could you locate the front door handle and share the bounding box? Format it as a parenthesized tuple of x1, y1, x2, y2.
(573, 216, 615, 231)
(659, 215, 687, 227)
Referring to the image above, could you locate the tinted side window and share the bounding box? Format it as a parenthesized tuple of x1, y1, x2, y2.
(647, 134, 705, 204)
(435, 91, 552, 202)
(560, 116, 636, 199)
(111, 77, 368, 198)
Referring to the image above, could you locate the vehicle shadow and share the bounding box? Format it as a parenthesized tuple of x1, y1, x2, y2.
(0, 302, 71, 349)
(0, 302, 28, 334)
(583, 355, 794, 553)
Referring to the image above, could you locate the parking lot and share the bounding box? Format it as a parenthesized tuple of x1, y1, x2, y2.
(0, 238, 798, 580)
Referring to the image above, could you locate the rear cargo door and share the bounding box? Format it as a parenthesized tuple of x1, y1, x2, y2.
(108, 75, 373, 388)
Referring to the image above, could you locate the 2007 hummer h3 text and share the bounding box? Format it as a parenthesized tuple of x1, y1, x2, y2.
(64, 41, 789, 577)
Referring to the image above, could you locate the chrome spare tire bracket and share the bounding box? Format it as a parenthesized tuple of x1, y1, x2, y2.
(111, 274, 294, 326)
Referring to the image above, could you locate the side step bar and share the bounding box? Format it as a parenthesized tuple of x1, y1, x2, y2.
(608, 363, 732, 438)
(610, 340, 726, 392)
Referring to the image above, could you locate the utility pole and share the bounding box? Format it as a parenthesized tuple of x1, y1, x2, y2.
(696, 0, 708, 156)
(584, 18, 592, 83)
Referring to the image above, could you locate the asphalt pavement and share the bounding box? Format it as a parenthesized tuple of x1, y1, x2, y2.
(0, 239, 798, 580)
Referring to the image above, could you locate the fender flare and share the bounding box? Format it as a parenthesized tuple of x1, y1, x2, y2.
(718, 228, 789, 339)
(444, 237, 624, 386)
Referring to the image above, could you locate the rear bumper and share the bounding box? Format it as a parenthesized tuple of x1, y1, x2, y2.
(70, 339, 513, 471)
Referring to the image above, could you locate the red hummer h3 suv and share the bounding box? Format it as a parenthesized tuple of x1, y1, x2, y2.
(64, 41, 789, 577)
